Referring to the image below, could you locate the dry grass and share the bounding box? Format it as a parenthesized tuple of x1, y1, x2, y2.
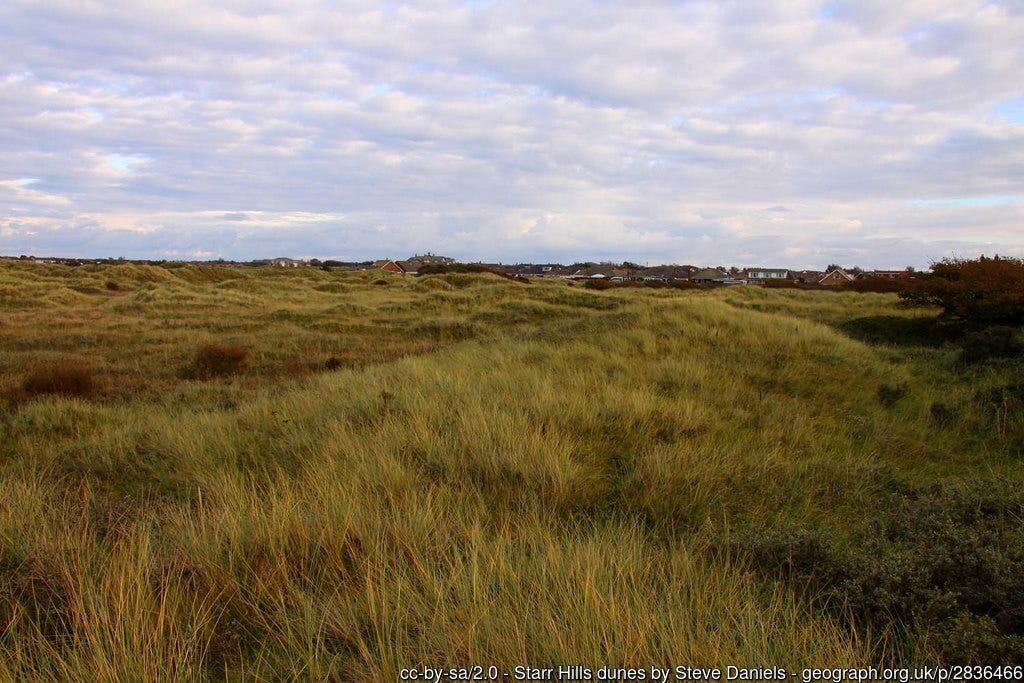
(20, 359, 96, 398)
(0, 260, 1020, 676)
(186, 343, 250, 379)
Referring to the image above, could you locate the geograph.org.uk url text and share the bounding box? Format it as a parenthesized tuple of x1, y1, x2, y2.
(398, 665, 1024, 682)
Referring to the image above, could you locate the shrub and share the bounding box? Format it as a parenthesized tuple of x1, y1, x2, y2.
(842, 278, 907, 293)
(21, 360, 96, 397)
(929, 401, 955, 427)
(839, 315, 959, 347)
(417, 263, 530, 284)
(581, 279, 616, 290)
(185, 343, 249, 379)
(958, 326, 1023, 365)
(877, 382, 907, 407)
(417, 263, 493, 275)
(901, 256, 1024, 327)
(581, 279, 699, 291)
(764, 279, 803, 289)
(730, 480, 1024, 664)
(668, 280, 700, 290)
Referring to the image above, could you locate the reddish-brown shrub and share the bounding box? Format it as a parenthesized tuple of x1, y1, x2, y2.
(843, 278, 907, 293)
(187, 343, 249, 379)
(21, 360, 96, 397)
(901, 256, 1024, 326)
(764, 279, 802, 289)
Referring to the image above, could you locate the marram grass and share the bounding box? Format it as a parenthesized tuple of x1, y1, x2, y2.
(0, 261, 1020, 678)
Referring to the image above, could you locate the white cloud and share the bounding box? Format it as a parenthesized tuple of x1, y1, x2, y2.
(0, 0, 1022, 266)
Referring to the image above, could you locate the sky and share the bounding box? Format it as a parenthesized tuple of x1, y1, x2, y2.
(1, 0, 1022, 268)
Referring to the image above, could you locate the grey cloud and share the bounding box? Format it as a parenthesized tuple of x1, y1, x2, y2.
(0, 0, 1022, 265)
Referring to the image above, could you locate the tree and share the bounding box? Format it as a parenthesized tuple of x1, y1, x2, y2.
(900, 256, 1024, 327)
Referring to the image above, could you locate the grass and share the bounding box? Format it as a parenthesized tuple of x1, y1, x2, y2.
(1, 260, 1022, 677)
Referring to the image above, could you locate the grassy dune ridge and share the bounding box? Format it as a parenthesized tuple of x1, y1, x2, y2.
(0, 261, 1021, 678)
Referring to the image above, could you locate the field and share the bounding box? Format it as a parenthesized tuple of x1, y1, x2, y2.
(1, 260, 1022, 680)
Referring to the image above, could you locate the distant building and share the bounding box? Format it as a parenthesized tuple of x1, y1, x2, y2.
(691, 268, 737, 285)
(568, 264, 628, 279)
(372, 260, 405, 273)
(641, 265, 695, 281)
(744, 268, 790, 283)
(515, 264, 568, 277)
(818, 268, 856, 286)
(270, 258, 305, 267)
(860, 269, 914, 280)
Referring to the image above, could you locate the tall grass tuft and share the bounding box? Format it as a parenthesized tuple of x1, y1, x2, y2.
(21, 360, 96, 398)
(184, 343, 249, 379)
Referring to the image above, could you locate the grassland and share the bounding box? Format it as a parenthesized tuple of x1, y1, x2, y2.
(0, 260, 1021, 679)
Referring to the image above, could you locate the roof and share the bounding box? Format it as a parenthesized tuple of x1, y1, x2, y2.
(744, 267, 790, 276)
(570, 265, 627, 279)
(642, 265, 695, 279)
(818, 268, 855, 283)
(691, 268, 730, 280)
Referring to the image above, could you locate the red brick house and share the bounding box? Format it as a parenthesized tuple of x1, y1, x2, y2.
(818, 268, 856, 286)
(372, 260, 405, 273)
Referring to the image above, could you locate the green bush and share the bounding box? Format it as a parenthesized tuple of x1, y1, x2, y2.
(877, 382, 907, 407)
(581, 279, 618, 290)
(958, 326, 1023, 365)
(840, 315, 959, 347)
(731, 480, 1024, 663)
(929, 401, 955, 427)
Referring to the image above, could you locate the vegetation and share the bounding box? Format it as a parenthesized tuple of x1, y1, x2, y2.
(582, 278, 699, 291)
(183, 343, 250, 379)
(0, 259, 1022, 677)
(901, 256, 1024, 327)
(732, 480, 1024, 664)
(19, 359, 96, 399)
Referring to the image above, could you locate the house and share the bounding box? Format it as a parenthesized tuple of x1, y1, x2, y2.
(792, 270, 825, 284)
(860, 269, 914, 280)
(372, 260, 405, 273)
(818, 268, 856, 286)
(270, 257, 305, 267)
(407, 253, 456, 266)
(568, 264, 628, 280)
(515, 264, 568, 277)
(397, 259, 421, 274)
(641, 265, 695, 281)
(744, 268, 790, 283)
(691, 268, 744, 285)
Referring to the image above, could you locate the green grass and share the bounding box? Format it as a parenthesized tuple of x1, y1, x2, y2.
(1, 260, 1022, 678)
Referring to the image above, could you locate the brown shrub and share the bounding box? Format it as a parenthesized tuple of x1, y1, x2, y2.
(21, 360, 96, 397)
(901, 256, 1024, 326)
(842, 277, 907, 293)
(186, 343, 249, 379)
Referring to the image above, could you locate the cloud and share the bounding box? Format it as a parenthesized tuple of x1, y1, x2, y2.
(0, 0, 1022, 267)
